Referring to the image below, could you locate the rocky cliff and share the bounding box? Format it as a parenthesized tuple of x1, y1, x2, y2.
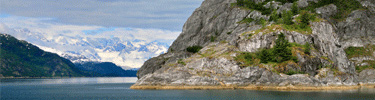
(133, 0, 375, 90)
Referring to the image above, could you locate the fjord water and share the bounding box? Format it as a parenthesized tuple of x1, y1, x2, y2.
(1, 77, 375, 100)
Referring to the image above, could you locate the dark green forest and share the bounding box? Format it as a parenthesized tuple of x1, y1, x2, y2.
(0, 33, 84, 77)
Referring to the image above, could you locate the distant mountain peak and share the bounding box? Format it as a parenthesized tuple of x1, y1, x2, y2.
(3, 28, 172, 69)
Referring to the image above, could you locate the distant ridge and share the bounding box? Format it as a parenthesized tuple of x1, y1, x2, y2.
(74, 62, 137, 77)
(0, 33, 137, 78)
(0, 33, 84, 78)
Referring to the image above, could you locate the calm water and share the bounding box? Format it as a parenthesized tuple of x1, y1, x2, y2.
(1, 77, 375, 100)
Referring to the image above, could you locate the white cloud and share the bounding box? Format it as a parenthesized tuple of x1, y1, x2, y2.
(0, 0, 204, 30)
(0, 15, 180, 43)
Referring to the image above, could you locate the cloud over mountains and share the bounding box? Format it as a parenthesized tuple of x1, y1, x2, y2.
(0, 15, 181, 68)
(0, 0, 204, 69)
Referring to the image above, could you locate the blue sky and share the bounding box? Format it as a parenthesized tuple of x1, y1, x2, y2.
(0, 0, 203, 31)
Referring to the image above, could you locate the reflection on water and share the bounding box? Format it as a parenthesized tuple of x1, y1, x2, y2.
(265, 87, 375, 94)
(358, 87, 375, 93)
(0, 77, 138, 85)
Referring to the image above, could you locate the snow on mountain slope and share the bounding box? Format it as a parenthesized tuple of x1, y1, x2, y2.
(0, 16, 179, 69)
(6, 28, 171, 69)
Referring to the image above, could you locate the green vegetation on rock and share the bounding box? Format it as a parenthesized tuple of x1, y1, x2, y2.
(282, 10, 294, 25)
(178, 59, 186, 65)
(236, 33, 298, 67)
(235, 0, 271, 15)
(304, 0, 364, 21)
(235, 52, 260, 67)
(281, 10, 318, 35)
(234, 0, 362, 36)
(345, 45, 375, 58)
(345, 45, 375, 72)
(299, 11, 311, 29)
(238, 18, 254, 24)
(303, 42, 311, 55)
(235, 0, 299, 15)
(210, 36, 216, 42)
(266, 33, 296, 63)
(186, 45, 203, 53)
(285, 70, 305, 75)
(356, 61, 375, 73)
(257, 18, 267, 27)
(291, 2, 299, 15)
(270, 10, 281, 22)
(235, 0, 321, 35)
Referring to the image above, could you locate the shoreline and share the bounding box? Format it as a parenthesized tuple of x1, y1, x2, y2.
(0, 76, 137, 79)
(130, 84, 375, 91)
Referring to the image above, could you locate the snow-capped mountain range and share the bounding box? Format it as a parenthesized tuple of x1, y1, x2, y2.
(2, 27, 171, 69)
(0, 15, 181, 69)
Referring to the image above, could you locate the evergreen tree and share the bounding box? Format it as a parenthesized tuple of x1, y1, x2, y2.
(300, 11, 310, 28)
(291, 2, 299, 15)
(258, 49, 273, 63)
(257, 33, 293, 63)
(236, 0, 244, 6)
(272, 33, 292, 63)
(282, 10, 294, 25)
(303, 42, 311, 55)
(270, 10, 279, 22)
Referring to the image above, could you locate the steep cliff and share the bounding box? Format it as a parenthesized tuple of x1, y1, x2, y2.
(134, 0, 375, 89)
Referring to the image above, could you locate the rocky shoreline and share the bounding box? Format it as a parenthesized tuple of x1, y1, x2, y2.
(130, 84, 375, 91)
(133, 0, 375, 90)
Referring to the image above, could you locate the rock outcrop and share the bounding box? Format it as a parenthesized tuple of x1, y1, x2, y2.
(337, 10, 375, 48)
(133, 0, 375, 90)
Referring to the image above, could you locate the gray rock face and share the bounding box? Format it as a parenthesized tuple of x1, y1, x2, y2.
(137, 52, 192, 78)
(134, 42, 354, 87)
(315, 68, 353, 85)
(168, 0, 266, 52)
(235, 21, 355, 76)
(277, 3, 293, 13)
(359, 0, 375, 13)
(136, 54, 166, 79)
(311, 21, 355, 74)
(135, 0, 375, 87)
(264, 1, 282, 9)
(296, 0, 320, 8)
(299, 56, 322, 76)
(139, 0, 270, 78)
(237, 31, 310, 53)
(136, 59, 325, 87)
(337, 10, 375, 48)
(315, 4, 337, 19)
(359, 69, 375, 84)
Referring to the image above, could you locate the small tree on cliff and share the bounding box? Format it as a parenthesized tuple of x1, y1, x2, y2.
(282, 10, 294, 25)
(291, 2, 299, 15)
(300, 10, 310, 29)
(236, 0, 245, 6)
(258, 33, 293, 63)
(272, 33, 292, 63)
